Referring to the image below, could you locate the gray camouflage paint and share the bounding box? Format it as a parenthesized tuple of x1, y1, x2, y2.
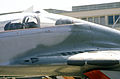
(0, 20, 120, 76)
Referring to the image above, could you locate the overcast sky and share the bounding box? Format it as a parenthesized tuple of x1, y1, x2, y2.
(0, 0, 120, 13)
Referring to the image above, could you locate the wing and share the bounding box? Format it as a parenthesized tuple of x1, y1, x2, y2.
(0, 11, 22, 15)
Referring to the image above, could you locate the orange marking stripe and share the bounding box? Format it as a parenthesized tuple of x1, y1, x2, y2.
(84, 70, 110, 79)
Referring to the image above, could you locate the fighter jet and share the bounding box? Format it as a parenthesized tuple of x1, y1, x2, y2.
(0, 7, 120, 79)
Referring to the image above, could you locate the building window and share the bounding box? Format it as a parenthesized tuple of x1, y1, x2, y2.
(94, 17, 99, 24)
(100, 16, 105, 25)
(82, 18, 87, 21)
(115, 15, 120, 24)
(88, 17, 93, 22)
(108, 15, 113, 25)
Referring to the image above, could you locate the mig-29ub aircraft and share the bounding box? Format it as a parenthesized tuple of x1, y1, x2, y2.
(0, 7, 120, 79)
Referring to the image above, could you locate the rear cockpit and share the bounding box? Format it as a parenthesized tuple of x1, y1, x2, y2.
(55, 19, 74, 25)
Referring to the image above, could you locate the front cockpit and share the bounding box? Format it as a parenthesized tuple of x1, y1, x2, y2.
(4, 15, 40, 31)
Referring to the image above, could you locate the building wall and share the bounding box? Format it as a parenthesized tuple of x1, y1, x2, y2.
(72, 2, 120, 12)
(60, 8, 120, 18)
(60, 8, 120, 28)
